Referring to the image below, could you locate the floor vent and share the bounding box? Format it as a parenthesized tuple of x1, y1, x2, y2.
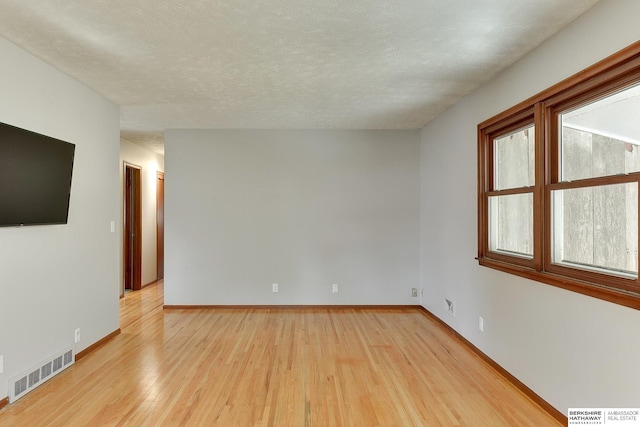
(9, 346, 74, 403)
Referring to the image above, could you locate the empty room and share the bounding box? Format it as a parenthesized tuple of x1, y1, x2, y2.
(1, 0, 639, 426)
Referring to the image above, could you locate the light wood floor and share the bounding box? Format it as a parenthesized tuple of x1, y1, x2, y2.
(0, 282, 561, 426)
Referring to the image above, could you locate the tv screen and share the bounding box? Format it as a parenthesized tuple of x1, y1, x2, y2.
(0, 122, 76, 227)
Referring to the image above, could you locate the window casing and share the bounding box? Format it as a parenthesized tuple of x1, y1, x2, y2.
(477, 42, 640, 309)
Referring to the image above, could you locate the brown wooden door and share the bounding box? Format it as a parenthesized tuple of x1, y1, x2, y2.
(124, 164, 142, 291)
(156, 172, 164, 280)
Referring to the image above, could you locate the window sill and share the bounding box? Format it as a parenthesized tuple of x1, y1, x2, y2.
(477, 257, 640, 310)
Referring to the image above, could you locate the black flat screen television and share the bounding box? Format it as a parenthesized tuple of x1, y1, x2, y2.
(0, 122, 76, 227)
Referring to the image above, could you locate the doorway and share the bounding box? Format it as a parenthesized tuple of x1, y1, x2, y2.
(124, 163, 142, 292)
(156, 171, 165, 281)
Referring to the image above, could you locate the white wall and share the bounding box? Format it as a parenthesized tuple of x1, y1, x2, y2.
(0, 38, 120, 399)
(120, 139, 165, 289)
(420, 0, 640, 414)
(164, 129, 420, 305)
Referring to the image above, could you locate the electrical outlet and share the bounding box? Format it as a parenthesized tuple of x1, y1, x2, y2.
(332, 283, 339, 293)
(75, 328, 81, 343)
(0, 354, 3, 374)
(411, 288, 418, 297)
(272, 283, 279, 293)
(479, 316, 484, 332)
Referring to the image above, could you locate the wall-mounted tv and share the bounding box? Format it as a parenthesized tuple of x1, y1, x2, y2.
(0, 121, 76, 227)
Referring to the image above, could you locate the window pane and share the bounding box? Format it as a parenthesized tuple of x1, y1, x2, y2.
(494, 125, 535, 190)
(489, 193, 533, 258)
(561, 84, 640, 182)
(552, 183, 638, 277)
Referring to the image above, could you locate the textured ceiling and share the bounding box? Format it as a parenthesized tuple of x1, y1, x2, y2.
(0, 0, 600, 154)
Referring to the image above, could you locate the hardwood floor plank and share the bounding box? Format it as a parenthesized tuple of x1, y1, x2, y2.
(0, 281, 561, 426)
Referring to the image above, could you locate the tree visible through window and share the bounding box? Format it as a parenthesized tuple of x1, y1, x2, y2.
(554, 86, 640, 277)
(490, 125, 535, 258)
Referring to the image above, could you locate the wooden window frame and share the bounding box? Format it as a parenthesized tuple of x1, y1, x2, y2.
(477, 41, 640, 310)
(479, 109, 537, 269)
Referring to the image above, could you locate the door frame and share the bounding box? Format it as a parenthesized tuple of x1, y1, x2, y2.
(124, 162, 142, 293)
(156, 171, 165, 281)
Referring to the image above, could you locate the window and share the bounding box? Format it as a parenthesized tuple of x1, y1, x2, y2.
(478, 42, 640, 309)
(489, 124, 535, 260)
